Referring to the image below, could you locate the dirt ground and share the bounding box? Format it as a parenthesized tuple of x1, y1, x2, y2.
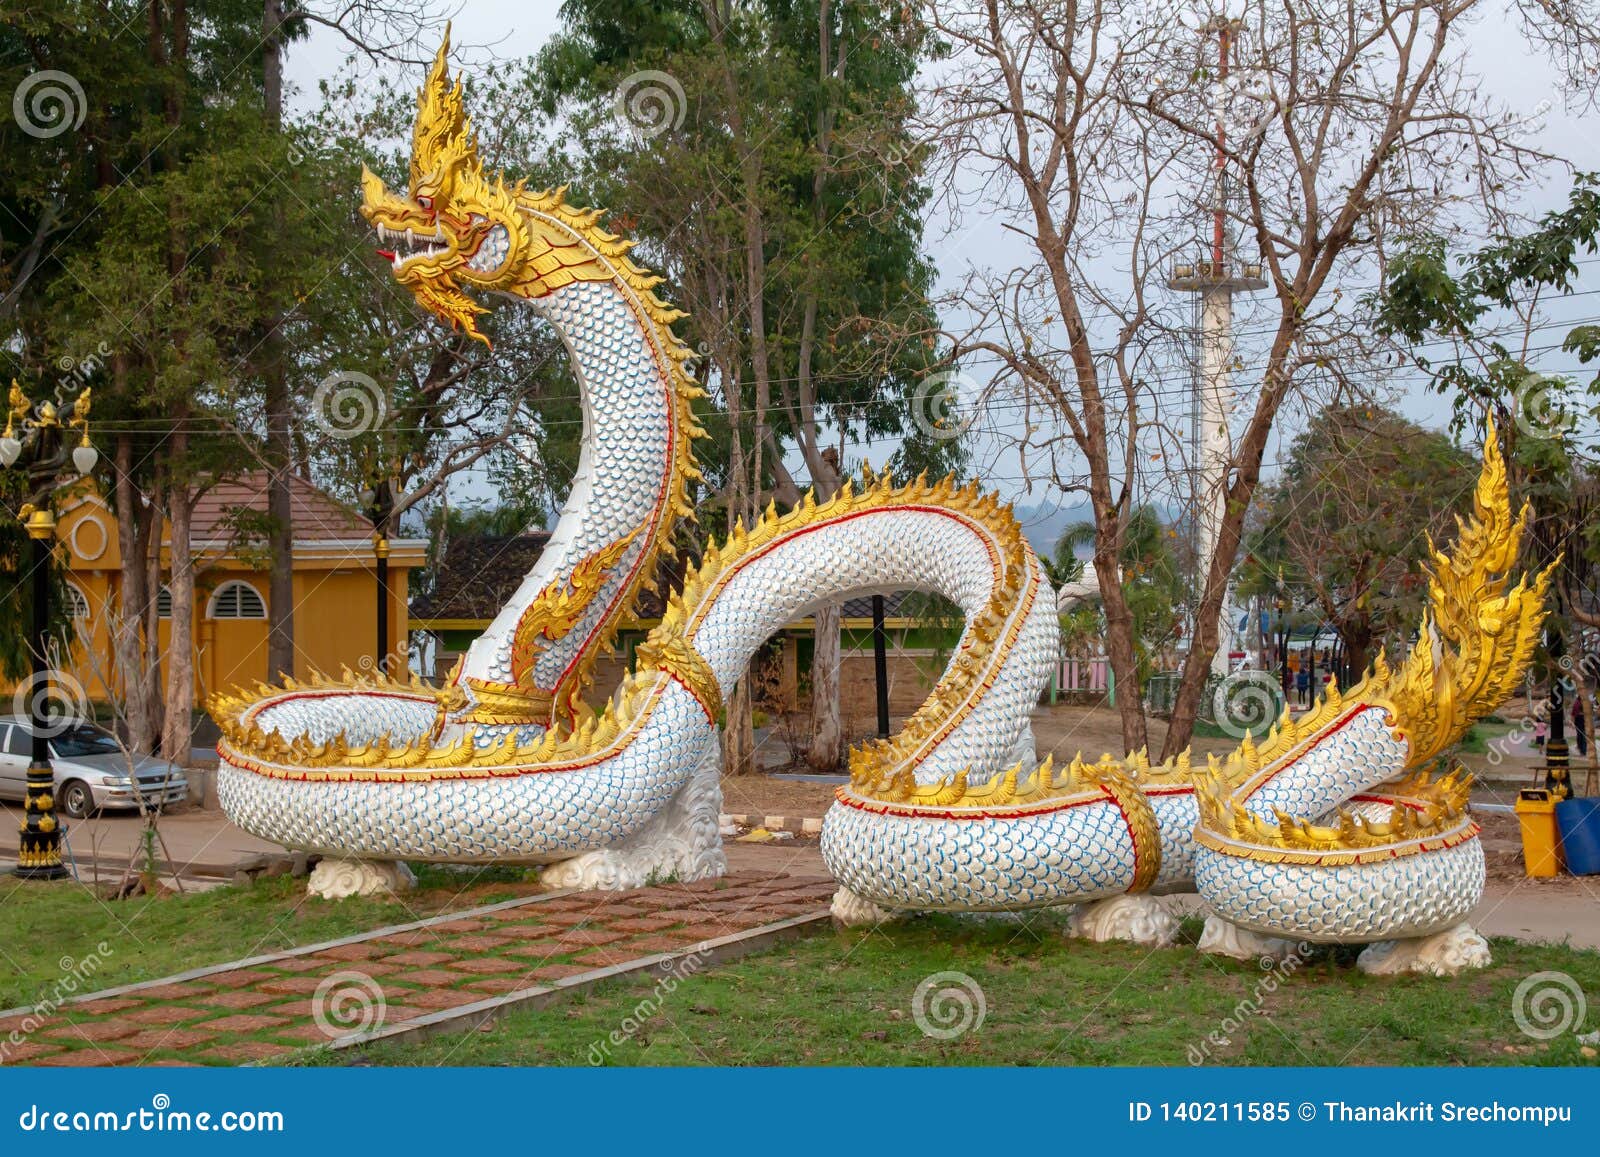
(720, 774, 841, 819)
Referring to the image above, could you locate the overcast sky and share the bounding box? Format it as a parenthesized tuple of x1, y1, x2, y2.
(285, 2, 1600, 543)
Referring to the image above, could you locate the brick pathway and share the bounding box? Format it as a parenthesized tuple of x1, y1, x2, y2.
(0, 871, 835, 1067)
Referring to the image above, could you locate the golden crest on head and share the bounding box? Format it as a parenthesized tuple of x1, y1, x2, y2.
(411, 30, 472, 195)
(358, 25, 530, 346)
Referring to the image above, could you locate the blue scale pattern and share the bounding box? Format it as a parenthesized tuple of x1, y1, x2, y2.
(822, 797, 1136, 911)
(1193, 837, 1484, 942)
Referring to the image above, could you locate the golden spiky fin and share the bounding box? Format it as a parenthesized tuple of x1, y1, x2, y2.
(412, 24, 473, 187)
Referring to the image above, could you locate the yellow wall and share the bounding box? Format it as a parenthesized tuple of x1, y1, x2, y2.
(2, 494, 419, 705)
(193, 566, 412, 694)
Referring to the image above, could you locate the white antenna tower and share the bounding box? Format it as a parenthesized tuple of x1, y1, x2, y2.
(1167, 13, 1265, 679)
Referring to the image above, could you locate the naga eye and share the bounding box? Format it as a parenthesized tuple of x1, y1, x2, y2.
(417, 195, 434, 210)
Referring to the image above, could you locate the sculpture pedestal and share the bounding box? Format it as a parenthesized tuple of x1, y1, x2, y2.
(307, 858, 416, 900)
(831, 887, 894, 928)
(1068, 894, 1179, 947)
(1198, 912, 1305, 963)
(1356, 922, 1491, 977)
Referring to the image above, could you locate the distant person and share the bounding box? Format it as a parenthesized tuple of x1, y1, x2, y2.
(1575, 697, 1590, 758)
(1295, 667, 1310, 707)
(1534, 715, 1548, 750)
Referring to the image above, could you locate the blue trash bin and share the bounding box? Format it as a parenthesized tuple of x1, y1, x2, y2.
(1555, 798, 1600, 876)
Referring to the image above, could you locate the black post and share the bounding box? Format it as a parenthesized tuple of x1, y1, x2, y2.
(871, 593, 890, 738)
(376, 540, 390, 675)
(1546, 630, 1571, 800)
(1276, 602, 1289, 702)
(371, 479, 393, 676)
(17, 528, 66, 879)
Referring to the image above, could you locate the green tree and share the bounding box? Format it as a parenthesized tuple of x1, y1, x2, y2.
(1055, 505, 1186, 685)
(1240, 405, 1474, 677)
(3, 2, 539, 753)
(535, 0, 960, 771)
(1374, 174, 1600, 446)
(1373, 180, 1600, 772)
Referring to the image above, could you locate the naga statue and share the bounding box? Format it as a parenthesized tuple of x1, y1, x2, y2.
(208, 37, 1549, 973)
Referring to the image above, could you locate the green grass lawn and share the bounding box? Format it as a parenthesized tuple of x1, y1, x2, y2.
(323, 913, 1600, 1067)
(0, 865, 538, 1010)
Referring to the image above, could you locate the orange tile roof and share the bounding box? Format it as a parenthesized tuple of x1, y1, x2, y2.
(192, 472, 373, 544)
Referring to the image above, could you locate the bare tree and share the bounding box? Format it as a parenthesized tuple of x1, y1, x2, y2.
(920, 0, 1597, 755)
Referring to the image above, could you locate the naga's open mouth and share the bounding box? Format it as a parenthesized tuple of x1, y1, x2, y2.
(374, 222, 451, 270)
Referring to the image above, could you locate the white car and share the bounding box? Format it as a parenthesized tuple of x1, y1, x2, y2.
(0, 717, 188, 818)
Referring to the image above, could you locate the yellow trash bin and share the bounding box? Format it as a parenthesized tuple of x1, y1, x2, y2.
(1515, 788, 1564, 877)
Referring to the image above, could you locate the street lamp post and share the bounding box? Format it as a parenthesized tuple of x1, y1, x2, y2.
(1273, 567, 1290, 704)
(2, 380, 97, 880)
(360, 475, 396, 675)
(1545, 626, 1571, 801)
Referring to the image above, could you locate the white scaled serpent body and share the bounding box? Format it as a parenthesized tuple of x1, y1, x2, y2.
(210, 39, 1550, 952)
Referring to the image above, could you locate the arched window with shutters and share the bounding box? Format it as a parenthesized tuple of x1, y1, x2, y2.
(156, 585, 173, 618)
(208, 581, 267, 620)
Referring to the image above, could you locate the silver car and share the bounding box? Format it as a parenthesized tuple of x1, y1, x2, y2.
(0, 717, 188, 818)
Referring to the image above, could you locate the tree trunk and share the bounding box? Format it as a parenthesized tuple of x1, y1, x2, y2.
(806, 602, 845, 771)
(142, 468, 165, 744)
(1084, 492, 1149, 755)
(804, 451, 845, 771)
(111, 433, 158, 751)
(716, 333, 757, 776)
(724, 672, 756, 776)
(261, 0, 295, 681)
(1159, 331, 1299, 760)
(161, 435, 195, 764)
(1338, 619, 1373, 685)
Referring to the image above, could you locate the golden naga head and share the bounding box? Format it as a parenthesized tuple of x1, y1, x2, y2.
(359, 28, 530, 345)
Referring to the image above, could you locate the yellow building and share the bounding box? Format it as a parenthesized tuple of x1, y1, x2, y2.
(8, 472, 425, 704)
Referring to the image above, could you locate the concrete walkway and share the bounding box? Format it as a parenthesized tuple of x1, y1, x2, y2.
(0, 871, 836, 1067)
(0, 803, 283, 881)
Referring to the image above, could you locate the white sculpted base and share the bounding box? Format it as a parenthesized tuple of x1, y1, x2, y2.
(1356, 922, 1492, 977)
(1068, 894, 1180, 947)
(1198, 912, 1306, 963)
(831, 887, 895, 928)
(307, 858, 416, 900)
